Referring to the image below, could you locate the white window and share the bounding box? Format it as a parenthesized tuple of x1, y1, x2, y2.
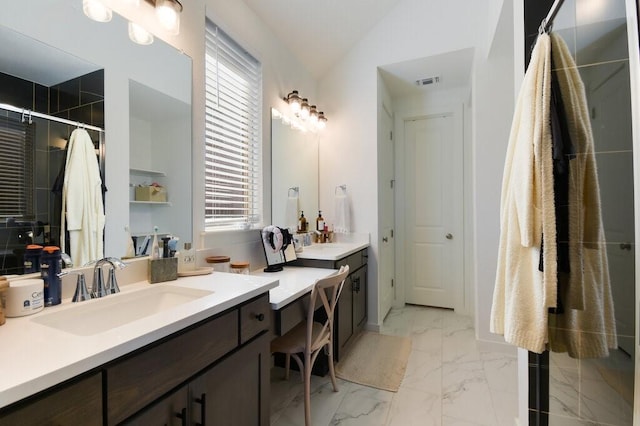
(204, 20, 262, 229)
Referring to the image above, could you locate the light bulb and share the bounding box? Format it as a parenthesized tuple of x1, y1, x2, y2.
(309, 105, 319, 124)
(128, 21, 154, 45)
(156, 0, 183, 35)
(300, 99, 310, 120)
(83, 0, 112, 22)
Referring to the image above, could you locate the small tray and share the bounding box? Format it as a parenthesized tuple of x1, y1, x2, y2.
(177, 267, 213, 277)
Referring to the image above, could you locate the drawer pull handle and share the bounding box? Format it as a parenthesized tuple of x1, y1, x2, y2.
(255, 313, 265, 321)
(195, 393, 207, 426)
(175, 407, 187, 426)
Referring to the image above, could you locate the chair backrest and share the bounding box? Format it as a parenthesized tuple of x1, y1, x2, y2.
(306, 265, 350, 351)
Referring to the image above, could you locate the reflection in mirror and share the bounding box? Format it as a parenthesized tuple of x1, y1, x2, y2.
(0, 0, 192, 271)
(546, 0, 635, 423)
(271, 108, 319, 231)
(0, 26, 105, 274)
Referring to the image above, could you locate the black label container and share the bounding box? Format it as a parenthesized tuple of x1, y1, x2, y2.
(23, 244, 43, 274)
(40, 246, 62, 306)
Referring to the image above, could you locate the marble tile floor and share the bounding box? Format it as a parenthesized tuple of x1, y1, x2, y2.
(270, 305, 519, 426)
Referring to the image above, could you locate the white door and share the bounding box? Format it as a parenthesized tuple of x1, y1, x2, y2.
(404, 115, 463, 309)
(379, 105, 395, 320)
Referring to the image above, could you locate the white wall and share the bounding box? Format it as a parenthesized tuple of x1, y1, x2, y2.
(318, 0, 489, 327)
(105, 0, 319, 265)
(472, 0, 516, 346)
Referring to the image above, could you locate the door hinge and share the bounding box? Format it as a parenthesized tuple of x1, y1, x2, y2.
(390, 179, 395, 189)
(390, 130, 393, 140)
(391, 279, 394, 288)
(390, 229, 394, 238)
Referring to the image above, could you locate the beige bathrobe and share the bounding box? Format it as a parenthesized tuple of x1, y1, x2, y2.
(546, 33, 617, 359)
(490, 33, 558, 354)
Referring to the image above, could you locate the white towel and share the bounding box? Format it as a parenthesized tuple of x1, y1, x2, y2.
(334, 192, 351, 234)
(285, 195, 299, 231)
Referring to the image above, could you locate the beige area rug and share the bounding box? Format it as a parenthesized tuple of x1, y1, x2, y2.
(335, 332, 412, 392)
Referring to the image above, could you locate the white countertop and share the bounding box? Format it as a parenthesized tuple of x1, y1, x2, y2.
(253, 266, 338, 310)
(0, 272, 277, 408)
(294, 240, 369, 261)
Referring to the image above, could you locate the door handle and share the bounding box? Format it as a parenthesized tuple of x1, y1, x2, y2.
(382, 237, 388, 242)
(446, 233, 453, 240)
(620, 242, 632, 251)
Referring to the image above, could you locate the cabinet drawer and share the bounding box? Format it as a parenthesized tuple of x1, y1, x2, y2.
(0, 373, 102, 426)
(240, 294, 270, 344)
(336, 249, 367, 271)
(107, 310, 238, 424)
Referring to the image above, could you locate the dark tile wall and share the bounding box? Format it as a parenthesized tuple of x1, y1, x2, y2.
(0, 70, 104, 274)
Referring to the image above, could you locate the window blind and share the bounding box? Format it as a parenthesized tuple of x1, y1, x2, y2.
(0, 116, 34, 218)
(205, 20, 262, 229)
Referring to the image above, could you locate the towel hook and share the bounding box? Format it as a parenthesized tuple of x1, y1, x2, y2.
(288, 187, 299, 197)
(335, 184, 347, 195)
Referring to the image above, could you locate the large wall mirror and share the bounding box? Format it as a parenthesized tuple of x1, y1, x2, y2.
(0, 0, 192, 273)
(271, 108, 319, 230)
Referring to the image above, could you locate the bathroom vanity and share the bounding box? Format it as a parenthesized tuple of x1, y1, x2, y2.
(292, 242, 369, 360)
(0, 273, 277, 425)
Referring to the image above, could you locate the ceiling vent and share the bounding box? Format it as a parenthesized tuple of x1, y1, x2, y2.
(416, 76, 440, 86)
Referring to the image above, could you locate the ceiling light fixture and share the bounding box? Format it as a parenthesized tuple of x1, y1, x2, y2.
(83, 0, 113, 22)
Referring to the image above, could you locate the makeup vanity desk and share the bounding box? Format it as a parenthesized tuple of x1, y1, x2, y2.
(255, 238, 369, 367)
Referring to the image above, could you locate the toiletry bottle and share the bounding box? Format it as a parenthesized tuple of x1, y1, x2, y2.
(150, 226, 159, 260)
(316, 211, 324, 232)
(298, 211, 307, 232)
(40, 246, 62, 306)
(178, 243, 196, 274)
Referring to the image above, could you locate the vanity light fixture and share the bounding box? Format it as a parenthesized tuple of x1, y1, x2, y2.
(317, 112, 327, 130)
(83, 0, 113, 22)
(309, 105, 319, 125)
(154, 0, 183, 35)
(300, 98, 310, 120)
(283, 90, 328, 130)
(128, 21, 154, 45)
(286, 90, 302, 113)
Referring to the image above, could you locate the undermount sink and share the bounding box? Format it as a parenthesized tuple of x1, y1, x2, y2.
(31, 285, 213, 336)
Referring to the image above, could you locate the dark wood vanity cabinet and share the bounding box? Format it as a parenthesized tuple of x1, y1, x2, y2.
(0, 293, 271, 426)
(292, 248, 368, 360)
(0, 373, 103, 426)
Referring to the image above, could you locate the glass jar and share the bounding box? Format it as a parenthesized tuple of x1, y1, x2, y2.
(206, 255, 230, 273)
(230, 261, 250, 275)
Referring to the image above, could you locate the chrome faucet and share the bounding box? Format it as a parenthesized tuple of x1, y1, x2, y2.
(91, 257, 127, 298)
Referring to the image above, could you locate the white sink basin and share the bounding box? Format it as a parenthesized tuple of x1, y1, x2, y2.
(31, 286, 213, 336)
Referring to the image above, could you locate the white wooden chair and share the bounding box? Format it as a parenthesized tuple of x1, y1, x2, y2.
(270, 265, 350, 426)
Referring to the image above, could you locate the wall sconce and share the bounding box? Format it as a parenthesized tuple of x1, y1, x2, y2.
(283, 90, 328, 132)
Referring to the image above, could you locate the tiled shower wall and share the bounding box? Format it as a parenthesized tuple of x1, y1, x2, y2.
(524, 0, 636, 425)
(0, 69, 104, 274)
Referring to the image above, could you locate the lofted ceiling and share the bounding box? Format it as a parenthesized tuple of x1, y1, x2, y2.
(242, 0, 404, 80)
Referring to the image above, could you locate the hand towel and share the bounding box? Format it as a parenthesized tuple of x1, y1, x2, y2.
(334, 190, 351, 234)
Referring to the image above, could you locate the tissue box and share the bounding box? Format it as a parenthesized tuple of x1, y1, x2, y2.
(135, 186, 167, 202)
(149, 258, 178, 283)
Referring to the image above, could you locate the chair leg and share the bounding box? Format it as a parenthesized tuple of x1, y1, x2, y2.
(327, 342, 338, 392)
(284, 353, 290, 381)
(304, 351, 312, 426)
